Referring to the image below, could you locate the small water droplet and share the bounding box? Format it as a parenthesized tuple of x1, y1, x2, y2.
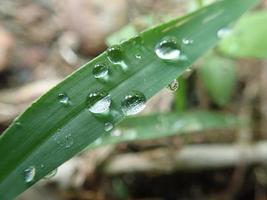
(182, 38, 193, 45)
(93, 138, 103, 145)
(15, 121, 22, 127)
(93, 64, 108, 79)
(24, 166, 36, 183)
(58, 93, 70, 105)
(155, 38, 181, 61)
(65, 133, 73, 148)
(88, 90, 111, 114)
(107, 45, 123, 63)
(217, 28, 232, 39)
(125, 129, 137, 140)
(104, 122, 113, 132)
(121, 91, 146, 116)
(111, 129, 122, 137)
(45, 169, 57, 179)
(168, 79, 179, 92)
(135, 54, 142, 59)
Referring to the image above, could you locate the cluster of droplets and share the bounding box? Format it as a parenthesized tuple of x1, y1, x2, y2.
(53, 130, 74, 149)
(182, 38, 194, 45)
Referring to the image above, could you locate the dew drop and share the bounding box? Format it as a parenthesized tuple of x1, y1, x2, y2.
(88, 90, 111, 114)
(107, 45, 123, 63)
(93, 138, 103, 145)
(168, 79, 179, 92)
(217, 28, 232, 39)
(155, 38, 181, 61)
(182, 38, 193, 45)
(93, 64, 108, 79)
(121, 91, 146, 116)
(111, 129, 122, 137)
(45, 169, 57, 179)
(65, 133, 73, 148)
(104, 122, 113, 132)
(107, 45, 128, 71)
(15, 121, 22, 127)
(58, 93, 70, 105)
(24, 166, 36, 183)
(135, 54, 142, 59)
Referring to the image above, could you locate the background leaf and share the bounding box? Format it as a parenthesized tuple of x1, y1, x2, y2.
(198, 53, 236, 106)
(218, 11, 267, 58)
(90, 111, 240, 148)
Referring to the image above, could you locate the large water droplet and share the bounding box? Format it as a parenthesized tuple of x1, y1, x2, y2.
(121, 91, 146, 116)
(45, 169, 57, 179)
(24, 166, 36, 183)
(107, 45, 123, 63)
(168, 79, 179, 92)
(155, 38, 181, 61)
(104, 122, 113, 132)
(88, 90, 111, 114)
(217, 28, 232, 39)
(93, 64, 108, 79)
(58, 93, 70, 105)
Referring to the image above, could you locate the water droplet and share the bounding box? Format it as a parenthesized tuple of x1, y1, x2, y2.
(15, 121, 22, 127)
(125, 129, 137, 140)
(24, 166, 36, 183)
(93, 64, 108, 79)
(168, 79, 179, 92)
(45, 169, 57, 179)
(217, 28, 232, 39)
(182, 38, 193, 45)
(58, 93, 70, 105)
(135, 54, 142, 59)
(185, 68, 192, 73)
(88, 90, 111, 114)
(155, 38, 181, 61)
(93, 138, 103, 145)
(121, 91, 146, 116)
(65, 133, 73, 148)
(111, 129, 122, 137)
(107, 45, 128, 71)
(104, 122, 113, 132)
(107, 45, 123, 63)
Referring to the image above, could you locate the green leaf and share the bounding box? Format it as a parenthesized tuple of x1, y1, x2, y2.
(90, 111, 240, 148)
(218, 11, 267, 58)
(0, 0, 259, 199)
(198, 53, 236, 106)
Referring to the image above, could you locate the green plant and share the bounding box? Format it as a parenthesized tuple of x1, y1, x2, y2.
(0, 0, 260, 199)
